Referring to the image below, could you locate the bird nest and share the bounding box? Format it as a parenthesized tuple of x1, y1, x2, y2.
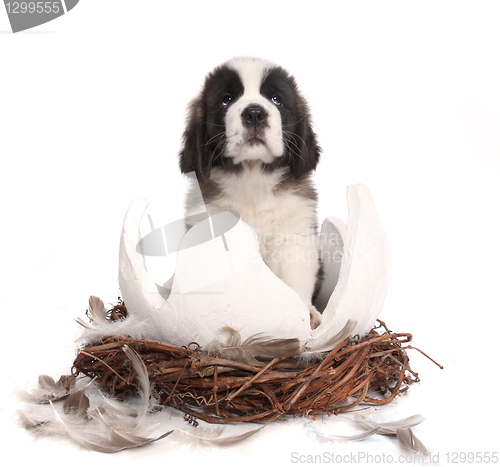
(72, 303, 438, 424)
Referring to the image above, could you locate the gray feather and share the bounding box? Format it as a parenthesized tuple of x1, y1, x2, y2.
(93, 408, 173, 449)
(306, 423, 381, 443)
(208, 327, 300, 365)
(87, 295, 107, 323)
(75, 317, 93, 329)
(354, 414, 429, 455)
(63, 389, 90, 418)
(306, 414, 429, 455)
(122, 345, 151, 412)
(355, 414, 425, 435)
(48, 397, 172, 453)
(17, 410, 46, 430)
(17, 375, 75, 404)
(178, 425, 264, 448)
(397, 428, 429, 456)
(49, 400, 123, 453)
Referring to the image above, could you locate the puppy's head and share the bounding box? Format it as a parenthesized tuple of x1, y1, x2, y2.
(179, 57, 320, 182)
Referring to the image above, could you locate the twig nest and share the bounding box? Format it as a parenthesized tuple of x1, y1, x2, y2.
(73, 321, 419, 423)
(115, 184, 389, 351)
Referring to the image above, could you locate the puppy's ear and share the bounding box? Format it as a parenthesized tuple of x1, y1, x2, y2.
(289, 100, 321, 179)
(179, 98, 211, 182)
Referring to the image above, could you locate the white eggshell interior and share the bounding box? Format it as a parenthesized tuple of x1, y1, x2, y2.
(308, 184, 390, 351)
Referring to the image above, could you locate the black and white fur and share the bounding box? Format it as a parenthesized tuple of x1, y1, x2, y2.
(179, 57, 322, 328)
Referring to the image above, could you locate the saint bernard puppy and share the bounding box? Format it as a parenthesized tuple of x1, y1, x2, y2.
(179, 57, 323, 329)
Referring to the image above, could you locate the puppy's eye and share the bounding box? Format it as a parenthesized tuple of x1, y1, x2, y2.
(221, 94, 232, 107)
(271, 95, 282, 106)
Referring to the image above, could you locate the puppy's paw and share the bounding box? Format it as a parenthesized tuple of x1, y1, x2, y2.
(309, 306, 322, 330)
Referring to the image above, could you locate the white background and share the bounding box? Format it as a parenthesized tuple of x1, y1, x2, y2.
(1, 1, 499, 465)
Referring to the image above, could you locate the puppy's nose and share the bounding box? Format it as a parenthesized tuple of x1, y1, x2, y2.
(242, 105, 268, 128)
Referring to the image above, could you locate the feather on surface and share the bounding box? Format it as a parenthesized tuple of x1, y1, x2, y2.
(177, 425, 264, 449)
(17, 374, 76, 404)
(18, 370, 171, 453)
(63, 389, 89, 418)
(49, 399, 123, 453)
(306, 423, 381, 443)
(306, 414, 429, 456)
(354, 414, 425, 435)
(354, 414, 429, 455)
(91, 408, 173, 450)
(396, 427, 429, 455)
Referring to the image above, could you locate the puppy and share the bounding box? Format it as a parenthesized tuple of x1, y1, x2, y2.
(179, 57, 322, 328)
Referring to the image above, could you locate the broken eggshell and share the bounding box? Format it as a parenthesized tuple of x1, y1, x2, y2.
(116, 184, 389, 351)
(308, 184, 390, 351)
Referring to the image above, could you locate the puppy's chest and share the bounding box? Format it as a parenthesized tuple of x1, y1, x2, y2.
(212, 191, 290, 233)
(206, 171, 313, 237)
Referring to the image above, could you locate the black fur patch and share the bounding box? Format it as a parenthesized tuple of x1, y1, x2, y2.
(179, 65, 245, 181)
